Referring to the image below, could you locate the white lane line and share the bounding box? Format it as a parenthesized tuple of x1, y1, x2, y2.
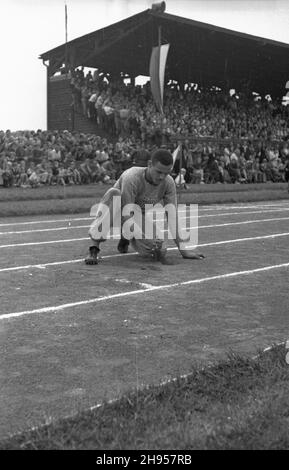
(1, 202, 288, 228)
(2, 261, 289, 321)
(1, 231, 289, 273)
(0, 225, 91, 236)
(1, 215, 289, 249)
(0, 252, 134, 272)
(156, 208, 289, 222)
(0, 217, 92, 228)
(198, 216, 289, 229)
(2, 209, 289, 236)
(199, 203, 289, 211)
(0, 237, 89, 248)
(196, 208, 289, 218)
(160, 216, 289, 233)
(159, 216, 289, 233)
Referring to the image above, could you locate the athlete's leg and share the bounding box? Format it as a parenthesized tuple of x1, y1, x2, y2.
(85, 187, 123, 264)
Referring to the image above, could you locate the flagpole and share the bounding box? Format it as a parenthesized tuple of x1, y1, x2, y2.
(179, 142, 183, 182)
(65, 2, 68, 73)
(158, 25, 161, 70)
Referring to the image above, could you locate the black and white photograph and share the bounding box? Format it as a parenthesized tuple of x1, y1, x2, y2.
(0, 0, 289, 452)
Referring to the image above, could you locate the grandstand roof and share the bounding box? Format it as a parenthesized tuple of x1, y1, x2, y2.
(40, 7, 289, 97)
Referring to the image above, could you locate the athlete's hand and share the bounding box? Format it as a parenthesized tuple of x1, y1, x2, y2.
(179, 249, 205, 259)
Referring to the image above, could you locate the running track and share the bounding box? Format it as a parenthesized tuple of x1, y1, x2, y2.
(0, 200, 289, 438)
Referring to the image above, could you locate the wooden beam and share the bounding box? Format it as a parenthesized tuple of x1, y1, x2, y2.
(75, 17, 151, 68)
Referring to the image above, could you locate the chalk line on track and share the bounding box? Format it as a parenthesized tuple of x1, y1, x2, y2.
(0, 217, 92, 228)
(2, 261, 289, 321)
(0, 225, 91, 236)
(0, 237, 89, 248)
(160, 216, 289, 231)
(1, 231, 289, 273)
(1, 215, 289, 248)
(0, 202, 289, 228)
(1, 201, 288, 439)
(2, 208, 289, 235)
(199, 203, 289, 211)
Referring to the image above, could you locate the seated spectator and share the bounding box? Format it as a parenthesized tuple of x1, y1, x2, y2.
(204, 153, 221, 183)
(11, 161, 22, 186)
(34, 163, 49, 185)
(48, 144, 62, 162)
(28, 166, 41, 188)
(51, 160, 60, 185)
(238, 155, 248, 183)
(253, 158, 264, 183)
(245, 156, 255, 183)
(57, 164, 67, 185)
(96, 147, 109, 164)
(259, 160, 268, 183)
(79, 158, 94, 184)
(2, 160, 14, 187)
(67, 161, 82, 185)
(266, 157, 281, 182)
(218, 160, 231, 183)
(101, 159, 116, 182)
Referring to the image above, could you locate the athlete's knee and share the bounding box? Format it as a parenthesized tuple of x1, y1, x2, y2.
(90, 187, 121, 218)
(101, 187, 121, 205)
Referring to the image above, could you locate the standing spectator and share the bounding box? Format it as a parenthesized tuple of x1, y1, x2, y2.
(88, 90, 98, 120)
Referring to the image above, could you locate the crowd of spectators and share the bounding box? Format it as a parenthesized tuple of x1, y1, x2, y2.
(0, 129, 138, 188)
(1, 127, 289, 189)
(173, 139, 289, 186)
(70, 67, 289, 143)
(1, 68, 289, 189)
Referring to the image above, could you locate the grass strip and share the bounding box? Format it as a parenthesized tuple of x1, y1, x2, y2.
(1, 344, 288, 450)
(0, 183, 287, 202)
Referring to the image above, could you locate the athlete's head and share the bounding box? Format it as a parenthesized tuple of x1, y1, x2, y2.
(147, 149, 173, 185)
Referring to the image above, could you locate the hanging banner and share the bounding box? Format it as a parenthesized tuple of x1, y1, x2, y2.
(172, 144, 181, 164)
(149, 43, 170, 114)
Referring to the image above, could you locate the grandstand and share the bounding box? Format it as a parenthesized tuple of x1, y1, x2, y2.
(39, 3, 289, 134)
(1, 3, 288, 190)
(1, 3, 289, 449)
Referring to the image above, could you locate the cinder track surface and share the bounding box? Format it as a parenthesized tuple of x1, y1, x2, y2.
(0, 200, 289, 438)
